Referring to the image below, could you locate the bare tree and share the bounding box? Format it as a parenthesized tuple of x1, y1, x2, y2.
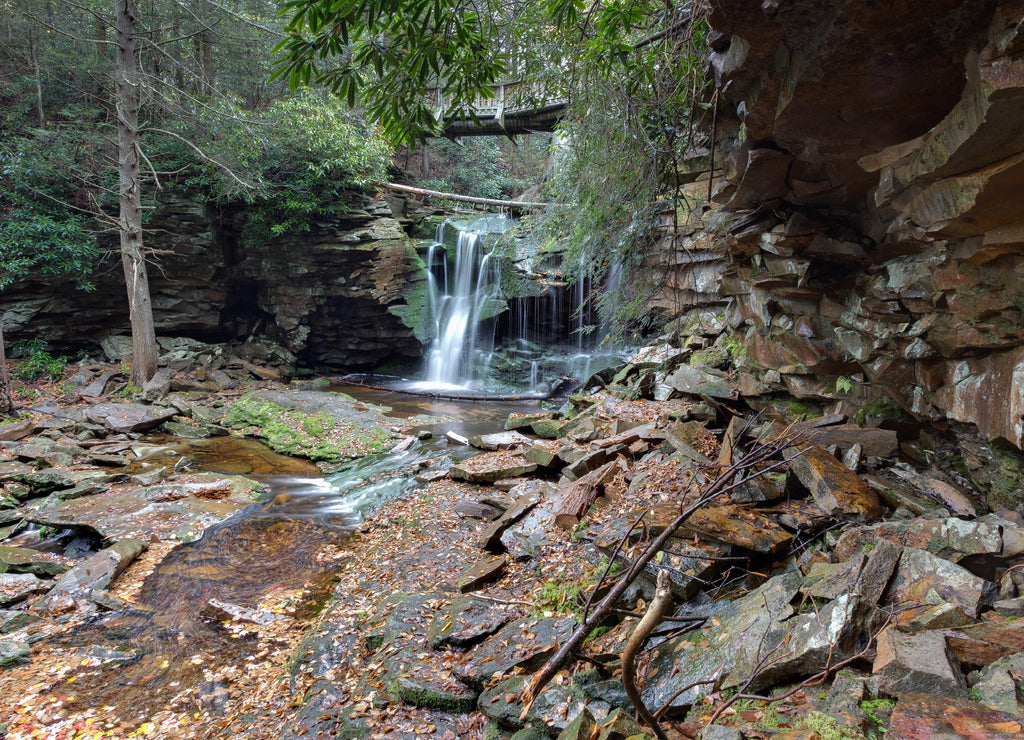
(114, 0, 159, 385)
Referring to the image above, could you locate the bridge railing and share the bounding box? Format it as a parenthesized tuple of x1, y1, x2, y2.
(425, 80, 566, 121)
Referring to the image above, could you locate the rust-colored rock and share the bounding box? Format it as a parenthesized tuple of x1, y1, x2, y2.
(888, 692, 1024, 739)
(786, 445, 884, 521)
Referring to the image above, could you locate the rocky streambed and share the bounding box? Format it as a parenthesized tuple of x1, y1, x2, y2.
(3, 342, 1024, 739)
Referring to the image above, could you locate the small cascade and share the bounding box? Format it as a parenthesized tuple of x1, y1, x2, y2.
(416, 215, 510, 391)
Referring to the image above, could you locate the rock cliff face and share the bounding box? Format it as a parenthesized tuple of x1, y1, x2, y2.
(1, 193, 431, 370)
(701, 0, 1024, 447)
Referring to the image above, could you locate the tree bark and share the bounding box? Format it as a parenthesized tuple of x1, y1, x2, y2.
(115, 0, 158, 386)
(29, 28, 45, 128)
(0, 317, 16, 417)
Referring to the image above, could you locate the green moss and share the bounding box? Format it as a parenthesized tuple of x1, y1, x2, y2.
(853, 396, 906, 426)
(803, 711, 866, 740)
(386, 247, 434, 343)
(223, 396, 395, 464)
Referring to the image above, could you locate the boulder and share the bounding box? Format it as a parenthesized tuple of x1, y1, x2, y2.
(888, 692, 1024, 739)
(0, 639, 30, 669)
(33, 538, 147, 613)
(969, 652, 1024, 716)
(0, 573, 47, 606)
(786, 444, 884, 520)
(85, 402, 178, 433)
(873, 626, 967, 698)
(888, 547, 997, 620)
(477, 486, 545, 551)
(450, 452, 538, 484)
(427, 595, 514, 649)
(469, 431, 533, 450)
(455, 616, 577, 688)
(456, 555, 508, 593)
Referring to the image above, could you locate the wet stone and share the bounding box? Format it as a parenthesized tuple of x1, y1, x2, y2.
(478, 673, 590, 733)
(427, 595, 514, 649)
(0, 639, 30, 669)
(888, 692, 1024, 739)
(455, 616, 577, 689)
(969, 652, 1024, 716)
(85, 402, 178, 434)
(888, 547, 996, 619)
(457, 555, 508, 593)
(873, 626, 966, 698)
(0, 545, 70, 577)
(786, 444, 884, 521)
(450, 451, 538, 484)
(0, 573, 47, 606)
(802, 554, 866, 601)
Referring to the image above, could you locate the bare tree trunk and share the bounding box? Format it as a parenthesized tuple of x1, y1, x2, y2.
(0, 317, 15, 417)
(29, 28, 45, 128)
(115, 0, 158, 386)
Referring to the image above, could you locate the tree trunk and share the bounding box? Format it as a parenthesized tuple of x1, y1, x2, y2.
(0, 317, 16, 417)
(29, 29, 45, 128)
(115, 0, 158, 386)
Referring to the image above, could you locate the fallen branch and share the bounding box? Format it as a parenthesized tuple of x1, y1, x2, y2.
(380, 182, 554, 210)
(622, 569, 674, 740)
(520, 427, 803, 717)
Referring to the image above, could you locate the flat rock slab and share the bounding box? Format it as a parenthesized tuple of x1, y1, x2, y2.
(0, 545, 71, 577)
(0, 573, 47, 606)
(680, 504, 794, 555)
(223, 390, 397, 465)
(469, 431, 533, 450)
(969, 652, 1024, 715)
(888, 692, 1024, 739)
(15, 472, 261, 543)
(85, 402, 178, 434)
(455, 616, 577, 689)
(457, 555, 507, 593)
(803, 424, 898, 457)
(873, 626, 966, 697)
(505, 412, 552, 431)
(453, 499, 504, 521)
(835, 516, 1004, 563)
(427, 595, 514, 649)
(381, 645, 479, 713)
(0, 419, 35, 442)
(450, 451, 538, 483)
(360, 592, 445, 650)
(942, 619, 1024, 667)
(786, 444, 884, 520)
(477, 488, 544, 551)
(888, 547, 996, 619)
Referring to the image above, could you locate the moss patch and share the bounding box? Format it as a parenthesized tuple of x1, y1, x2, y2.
(224, 391, 397, 466)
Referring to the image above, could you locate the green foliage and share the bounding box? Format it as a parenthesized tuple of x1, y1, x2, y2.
(416, 138, 544, 200)
(192, 91, 393, 241)
(10, 339, 67, 382)
(273, 0, 509, 147)
(0, 135, 101, 292)
(861, 697, 895, 733)
(835, 376, 854, 394)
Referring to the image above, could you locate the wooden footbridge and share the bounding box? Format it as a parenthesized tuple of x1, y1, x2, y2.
(426, 81, 567, 138)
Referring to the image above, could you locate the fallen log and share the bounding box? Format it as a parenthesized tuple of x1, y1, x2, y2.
(381, 182, 554, 210)
(554, 459, 624, 530)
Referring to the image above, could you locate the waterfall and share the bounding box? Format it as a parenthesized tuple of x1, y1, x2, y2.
(416, 216, 509, 391)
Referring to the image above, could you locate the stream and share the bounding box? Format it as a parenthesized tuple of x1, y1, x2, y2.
(43, 387, 541, 724)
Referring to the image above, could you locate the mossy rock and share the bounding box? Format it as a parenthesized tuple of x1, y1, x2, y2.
(223, 390, 398, 466)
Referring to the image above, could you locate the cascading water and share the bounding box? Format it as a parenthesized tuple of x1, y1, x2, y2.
(415, 215, 510, 391)
(405, 213, 629, 397)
